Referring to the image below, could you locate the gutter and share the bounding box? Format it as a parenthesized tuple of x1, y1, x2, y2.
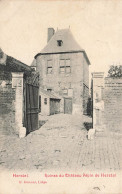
(35, 50, 91, 65)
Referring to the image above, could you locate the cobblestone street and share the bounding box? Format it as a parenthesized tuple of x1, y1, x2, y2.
(0, 114, 122, 172)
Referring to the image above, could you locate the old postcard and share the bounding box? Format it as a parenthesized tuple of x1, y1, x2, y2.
(0, 0, 122, 193)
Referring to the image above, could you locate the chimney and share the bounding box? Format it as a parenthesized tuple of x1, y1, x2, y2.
(47, 28, 55, 42)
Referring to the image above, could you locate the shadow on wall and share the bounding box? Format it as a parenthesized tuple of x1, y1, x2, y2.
(87, 97, 92, 117)
(39, 120, 47, 128)
(83, 122, 93, 131)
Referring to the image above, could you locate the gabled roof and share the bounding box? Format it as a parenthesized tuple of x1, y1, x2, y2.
(35, 29, 90, 65)
(0, 55, 32, 75)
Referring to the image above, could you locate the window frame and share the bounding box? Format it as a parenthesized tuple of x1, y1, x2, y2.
(47, 60, 53, 74)
(57, 40, 63, 46)
(65, 66, 71, 73)
(60, 66, 65, 74)
(47, 89, 52, 93)
(44, 98, 47, 105)
(59, 59, 71, 74)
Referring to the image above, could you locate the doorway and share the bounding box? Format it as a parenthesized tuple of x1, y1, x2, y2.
(64, 98, 72, 114)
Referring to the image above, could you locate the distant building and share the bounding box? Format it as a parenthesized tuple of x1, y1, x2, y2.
(39, 88, 61, 116)
(32, 28, 90, 114)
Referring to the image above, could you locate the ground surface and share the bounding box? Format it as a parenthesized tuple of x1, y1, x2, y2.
(0, 114, 121, 171)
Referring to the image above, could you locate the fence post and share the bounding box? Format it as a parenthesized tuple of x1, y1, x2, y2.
(12, 72, 26, 138)
(92, 72, 105, 130)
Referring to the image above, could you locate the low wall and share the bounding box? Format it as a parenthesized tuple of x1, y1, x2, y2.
(104, 78, 122, 133)
(92, 73, 122, 133)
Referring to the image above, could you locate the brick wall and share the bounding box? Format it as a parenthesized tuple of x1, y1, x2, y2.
(104, 78, 122, 133)
(0, 81, 16, 135)
(92, 73, 122, 133)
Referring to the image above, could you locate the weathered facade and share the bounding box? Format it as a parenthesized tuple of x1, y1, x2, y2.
(92, 72, 122, 133)
(32, 28, 90, 114)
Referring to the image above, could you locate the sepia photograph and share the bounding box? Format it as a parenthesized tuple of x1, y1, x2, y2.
(0, 0, 122, 193)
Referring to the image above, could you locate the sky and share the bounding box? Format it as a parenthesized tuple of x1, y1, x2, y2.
(0, 0, 122, 75)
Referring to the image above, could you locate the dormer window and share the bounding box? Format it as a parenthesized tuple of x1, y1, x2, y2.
(57, 40, 63, 46)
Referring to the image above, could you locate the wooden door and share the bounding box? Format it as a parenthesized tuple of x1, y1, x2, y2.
(25, 72, 39, 134)
(64, 98, 72, 114)
(26, 84, 39, 134)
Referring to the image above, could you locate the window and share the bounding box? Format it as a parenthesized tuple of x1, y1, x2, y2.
(60, 66, 65, 73)
(47, 67, 52, 74)
(59, 59, 71, 74)
(60, 59, 65, 66)
(68, 89, 73, 97)
(59, 59, 65, 74)
(57, 40, 63, 46)
(47, 60, 52, 74)
(66, 59, 70, 66)
(66, 66, 71, 73)
(47, 89, 52, 92)
(44, 98, 47, 104)
(65, 59, 71, 73)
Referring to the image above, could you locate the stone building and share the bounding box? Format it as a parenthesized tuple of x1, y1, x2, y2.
(32, 28, 90, 114)
(39, 88, 61, 116)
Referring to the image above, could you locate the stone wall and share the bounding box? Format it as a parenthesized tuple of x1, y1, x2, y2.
(92, 73, 122, 133)
(104, 78, 122, 133)
(36, 52, 89, 114)
(0, 72, 25, 137)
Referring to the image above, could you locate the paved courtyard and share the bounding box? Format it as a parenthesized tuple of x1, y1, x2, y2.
(0, 114, 121, 171)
